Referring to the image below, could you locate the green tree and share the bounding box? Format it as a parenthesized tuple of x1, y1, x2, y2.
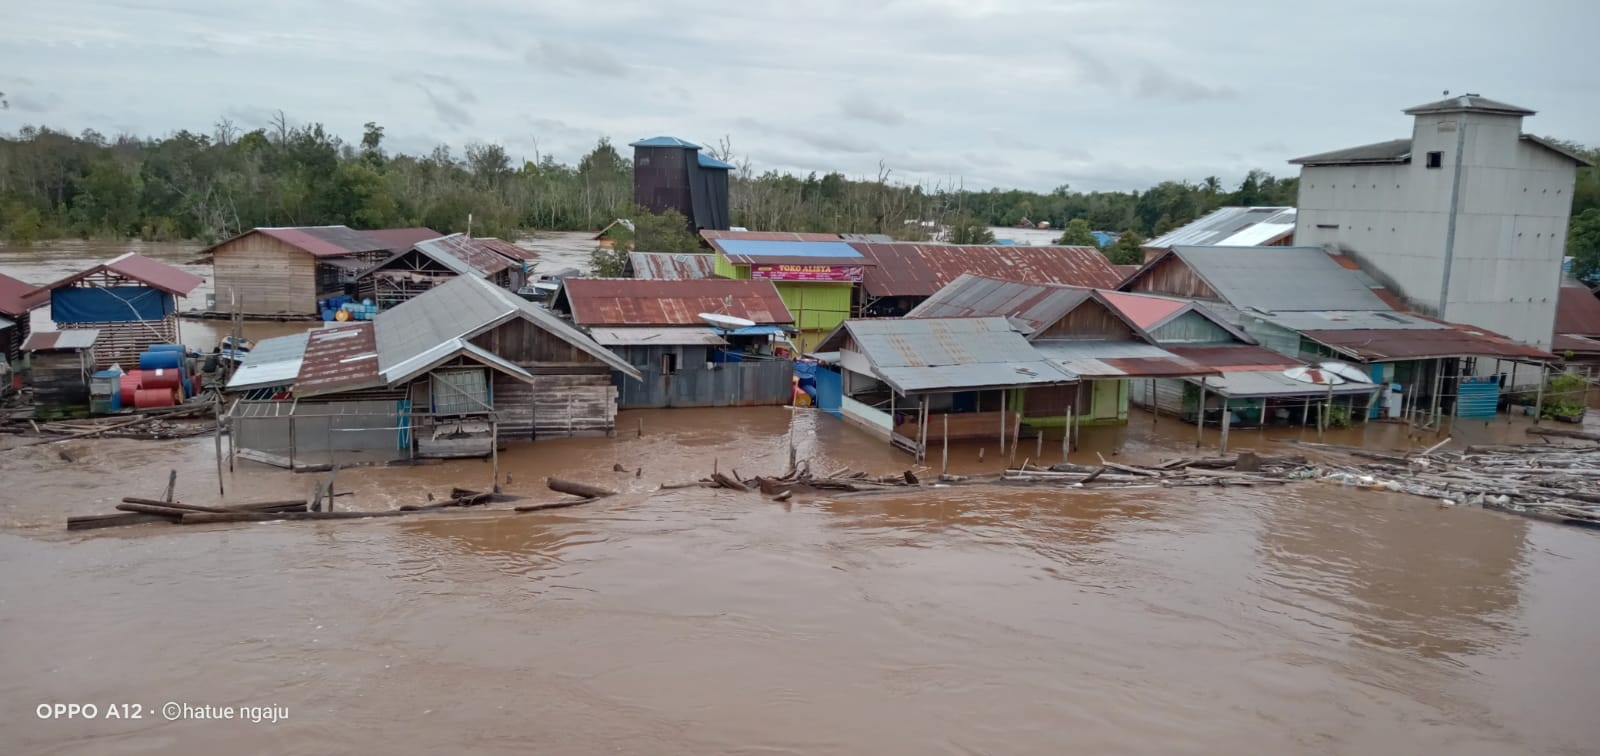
(946, 214, 994, 244)
(609, 207, 701, 255)
(1103, 229, 1145, 265)
(1568, 208, 1600, 282)
(1055, 217, 1098, 247)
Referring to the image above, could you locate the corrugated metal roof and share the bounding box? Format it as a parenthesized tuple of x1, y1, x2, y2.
(1300, 326, 1549, 362)
(627, 252, 716, 280)
(1190, 371, 1380, 399)
(1145, 207, 1297, 249)
(559, 278, 794, 326)
(295, 323, 381, 394)
(1095, 290, 1187, 329)
(225, 330, 311, 391)
(0, 272, 43, 315)
(22, 329, 100, 351)
(714, 239, 864, 265)
(630, 136, 700, 148)
(1031, 340, 1217, 379)
(697, 153, 734, 170)
(1164, 344, 1302, 371)
(1520, 135, 1595, 167)
(1557, 284, 1600, 336)
(411, 234, 514, 277)
(374, 274, 640, 381)
(259, 226, 389, 257)
(381, 337, 535, 388)
(1169, 246, 1390, 312)
(1113, 264, 1142, 281)
(851, 243, 1124, 297)
(905, 274, 1092, 334)
(1404, 95, 1534, 116)
(589, 327, 727, 346)
(701, 230, 846, 243)
(475, 237, 538, 262)
(41, 252, 205, 297)
(835, 317, 1076, 394)
(1553, 334, 1600, 355)
(1289, 138, 1414, 166)
(1258, 310, 1446, 332)
(361, 227, 443, 252)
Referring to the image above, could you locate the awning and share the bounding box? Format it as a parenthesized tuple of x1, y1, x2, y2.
(1031, 340, 1218, 379)
(717, 324, 790, 336)
(589, 327, 728, 347)
(1188, 370, 1381, 399)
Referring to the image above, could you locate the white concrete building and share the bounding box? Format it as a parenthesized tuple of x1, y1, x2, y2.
(1291, 95, 1591, 349)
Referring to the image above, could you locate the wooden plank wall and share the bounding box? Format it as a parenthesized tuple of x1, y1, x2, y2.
(4, 316, 30, 365)
(212, 234, 318, 315)
(31, 351, 91, 405)
(60, 318, 178, 369)
(491, 373, 536, 440)
(1037, 300, 1135, 340)
(532, 374, 617, 437)
(1125, 255, 1220, 301)
(472, 318, 608, 365)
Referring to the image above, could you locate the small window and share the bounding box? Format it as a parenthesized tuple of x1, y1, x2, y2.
(661, 352, 679, 375)
(1426, 151, 1443, 169)
(1316, 223, 1339, 230)
(432, 369, 489, 416)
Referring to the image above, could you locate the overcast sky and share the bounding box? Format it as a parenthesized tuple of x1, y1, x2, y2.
(2, 0, 1596, 192)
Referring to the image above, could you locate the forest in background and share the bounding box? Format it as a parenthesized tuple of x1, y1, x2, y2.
(0, 114, 1594, 273)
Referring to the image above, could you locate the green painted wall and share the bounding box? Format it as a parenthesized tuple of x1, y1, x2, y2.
(713, 251, 746, 279)
(1150, 312, 1234, 344)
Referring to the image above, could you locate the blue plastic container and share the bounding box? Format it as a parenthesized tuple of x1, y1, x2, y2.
(138, 350, 184, 370)
(149, 344, 186, 353)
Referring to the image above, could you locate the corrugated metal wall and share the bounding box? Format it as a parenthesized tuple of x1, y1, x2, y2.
(1455, 376, 1500, 418)
(616, 360, 793, 408)
(1239, 319, 1303, 359)
(1149, 312, 1234, 344)
(1129, 378, 1189, 417)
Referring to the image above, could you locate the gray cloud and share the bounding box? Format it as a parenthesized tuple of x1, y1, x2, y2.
(839, 96, 906, 127)
(1133, 67, 1238, 103)
(523, 40, 629, 78)
(4, 90, 62, 113)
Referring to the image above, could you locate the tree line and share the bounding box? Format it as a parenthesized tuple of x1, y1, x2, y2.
(0, 115, 1593, 273)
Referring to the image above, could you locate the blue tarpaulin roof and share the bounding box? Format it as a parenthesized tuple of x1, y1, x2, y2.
(720, 324, 788, 336)
(630, 136, 700, 148)
(698, 153, 734, 170)
(714, 239, 862, 259)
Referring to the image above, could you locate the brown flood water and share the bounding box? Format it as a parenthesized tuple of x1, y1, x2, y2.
(3, 405, 1600, 755)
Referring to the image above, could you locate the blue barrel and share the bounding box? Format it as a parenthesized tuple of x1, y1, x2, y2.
(182, 377, 193, 398)
(149, 343, 186, 353)
(139, 350, 184, 370)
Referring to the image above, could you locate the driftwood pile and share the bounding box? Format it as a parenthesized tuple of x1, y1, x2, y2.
(4, 403, 218, 448)
(1291, 436, 1600, 529)
(656, 456, 934, 501)
(1001, 451, 1309, 489)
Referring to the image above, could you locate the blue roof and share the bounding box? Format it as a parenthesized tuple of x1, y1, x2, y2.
(716, 239, 862, 260)
(721, 324, 788, 336)
(630, 136, 700, 149)
(698, 153, 733, 170)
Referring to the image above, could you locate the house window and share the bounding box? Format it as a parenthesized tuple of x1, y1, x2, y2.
(432, 369, 489, 416)
(1426, 151, 1443, 169)
(661, 352, 679, 375)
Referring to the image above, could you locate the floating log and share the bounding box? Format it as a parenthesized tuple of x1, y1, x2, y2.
(117, 502, 217, 518)
(546, 477, 617, 499)
(120, 497, 228, 513)
(1527, 427, 1600, 442)
(1081, 466, 1107, 484)
(514, 498, 600, 513)
(182, 510, 423, 524)
(68, 498, 314, 530)
(710, 472, 749, 492)
(398, 492, 493, 511)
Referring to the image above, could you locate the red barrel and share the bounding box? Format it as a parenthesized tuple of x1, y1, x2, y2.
(142, 368, 181, 390)
(119, 372, 143, 404)
(133, 388, 176, 408)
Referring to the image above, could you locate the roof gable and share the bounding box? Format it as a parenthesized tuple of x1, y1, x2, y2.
(41, 252, 204, 297)
(1166, 246, 1390, 312)
(0, 272, 44, 315)
(209, 226, 389, 258)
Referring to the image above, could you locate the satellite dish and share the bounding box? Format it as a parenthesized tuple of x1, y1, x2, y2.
(700, 312, 757, 330)
(1317, 361, 1371, 384)
(1282, 366, 1346, 385)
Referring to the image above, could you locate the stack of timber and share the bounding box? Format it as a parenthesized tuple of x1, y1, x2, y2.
(4, 402, 217, 448)
(1000, 451, 1304, 489)
(1297, 436, 1600, 529)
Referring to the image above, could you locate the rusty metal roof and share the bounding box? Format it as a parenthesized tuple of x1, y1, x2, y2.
(0, 272, 44, 315)
(22, 329, 100, 351)
(206, 226, 389, 258)
(558, 278, 793, 326)
(1557, 284, 1600, 337)
(1164, 344, 1302, 371)
(412, 234, 514, 277)
(1031, 340, 1217, 379)
(1299, 326, 1550, 362)
(40, 252, 204, 297)
(906, 274, 1093, 334)
(829, 317, 1078, 394)
(627, 252, 716, 280)
(294, 323, 382, 394)
(1554, 334, 1600, 355)
(475, 237, 538, 262)
(851, 243, 1124, 297)
(360, 227, 443, 252)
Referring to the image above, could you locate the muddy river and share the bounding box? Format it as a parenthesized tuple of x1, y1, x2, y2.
(3, 243, 1600, 754)
(2, 404, 1599, 755)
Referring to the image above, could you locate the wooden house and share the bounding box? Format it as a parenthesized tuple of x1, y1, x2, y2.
(551, 278, 796, 408)
(22, 329, 99, 416)
(40, 254, 203, 369)
(356, 234, 515, 311)
(228, 275, 641, 466)
(203, 226, 435, 317)
(1, 271, 47, 364)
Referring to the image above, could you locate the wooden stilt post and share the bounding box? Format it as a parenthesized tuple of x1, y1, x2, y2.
(1196, 378, 1207, 448)
(1220, 399, 1231, 453)
(999, 392, 1007, 458)
(1035, 427, 1044, 459)
(637, 416, 643, 437)
(491, 419, 500, 493)
(1534, 361, 1547, 425)
(1301, 396, 1311, 428)
(213, 397, 224, 497)
(1064, 404, 1073, 457)
(288, 415, 296, 470)
(941, 414, 949, 475)
(1430, 357, 1444, 427)
(1150, 380, 1158, 427)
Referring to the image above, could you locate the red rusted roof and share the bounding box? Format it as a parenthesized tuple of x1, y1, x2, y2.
(41, 253, 204, 297)
(0, 272, 45, 315)
(558, 278, 793, 326)
(1300, 326, 1550, 362)
(294, 323, 382, 394)
(851, 243, 1125, 297)
(21, 329, 100, 351)
(1096, 290, 1187, 329)
(1554, 333, 1600, 355)
(627, 252, 716, 280)
(361, 227, 443, 252)
(475, 237, 537, 262)
(1165, 344, 1303, 371)
(206, 226, 389, 258)
(415, 235, 514, 277)
(1557, 284, 1600, 337)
